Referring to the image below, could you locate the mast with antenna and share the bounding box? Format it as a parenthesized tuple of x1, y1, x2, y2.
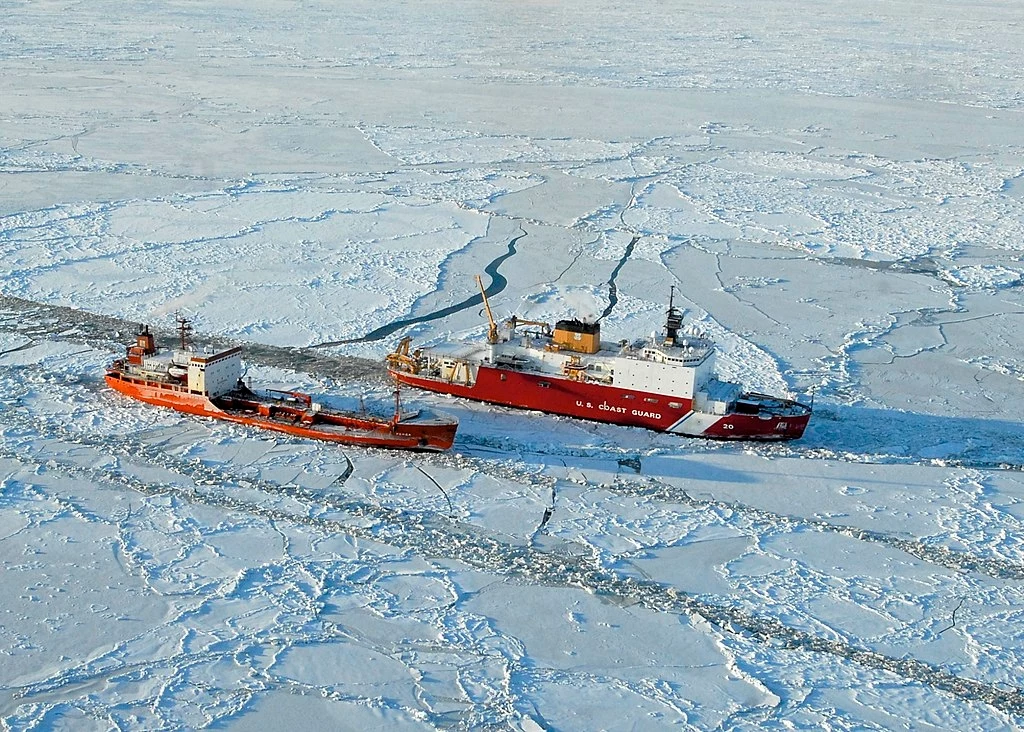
(175, 313, 194, 351)
(664, 286, 683, 344)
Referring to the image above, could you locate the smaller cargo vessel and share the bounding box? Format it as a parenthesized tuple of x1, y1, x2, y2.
(106, 318, 458, 451)
(387, 277, 811, 440)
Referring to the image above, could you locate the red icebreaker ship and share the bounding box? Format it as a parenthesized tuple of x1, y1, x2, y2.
(386, 278, 811, 440)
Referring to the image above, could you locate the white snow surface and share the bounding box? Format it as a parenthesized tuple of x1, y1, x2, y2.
(3, 1, 1024, 729)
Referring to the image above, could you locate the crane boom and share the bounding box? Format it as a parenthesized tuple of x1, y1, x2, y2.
(475, 274, 499, 344)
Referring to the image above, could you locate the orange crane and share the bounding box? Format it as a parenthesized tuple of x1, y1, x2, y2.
(475, 274, 499, 344)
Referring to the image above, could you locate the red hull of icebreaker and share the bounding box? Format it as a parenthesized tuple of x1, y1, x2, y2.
(390, 365, 810, 440)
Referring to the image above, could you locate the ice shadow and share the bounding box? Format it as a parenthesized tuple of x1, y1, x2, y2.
(792, 403, 1024, 469)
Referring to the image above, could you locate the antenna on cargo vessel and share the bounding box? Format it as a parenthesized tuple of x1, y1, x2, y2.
(175, 313, 194, 351)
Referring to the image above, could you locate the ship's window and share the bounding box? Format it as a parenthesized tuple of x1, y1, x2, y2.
(669, 402, 683, 409)
(623, 394, 635, 399)
(645, 397, 658, 403)
(538, 381, 550, 388)
(499, 374, 506, 381)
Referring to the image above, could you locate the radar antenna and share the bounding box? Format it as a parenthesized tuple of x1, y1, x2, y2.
(664, 286, 683, 344)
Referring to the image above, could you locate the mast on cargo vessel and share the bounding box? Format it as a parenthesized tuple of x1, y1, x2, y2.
(175, 314, 194, 351)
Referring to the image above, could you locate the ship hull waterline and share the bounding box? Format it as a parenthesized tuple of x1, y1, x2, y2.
(106, 373, 457, 451)
(389, 364, 810, 440)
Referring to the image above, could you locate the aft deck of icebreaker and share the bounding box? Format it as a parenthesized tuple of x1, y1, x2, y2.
(421, 341, 492, 361)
